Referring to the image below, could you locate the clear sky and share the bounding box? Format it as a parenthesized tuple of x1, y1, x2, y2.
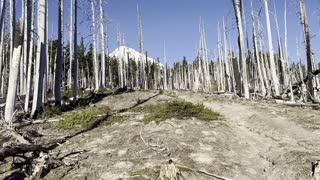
(16, 0, 320, 66)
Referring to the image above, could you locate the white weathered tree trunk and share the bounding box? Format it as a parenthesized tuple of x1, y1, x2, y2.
(163, 41, 167, 90)
(31, 0, 47, 117)
(299, 0, 314, 100)
(263, 0, 280, 96)
(91, 0, 99, 92)
(223, 18, 231, 93)
(9, 0, 15, 69)
(68, 0, 73, 89)
(55, 0, 63, 105)
(99, 0, 106, 88)
(72, 0, 77, 103)
(5, 46, 22, 123)
(251, 4, 266, 96)
(233, 0, 249, 98)
(24, 0, 34, 113)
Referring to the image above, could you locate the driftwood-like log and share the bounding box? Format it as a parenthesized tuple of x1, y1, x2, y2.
(0, 144, 47, 161)
(276, 100, 320, 108)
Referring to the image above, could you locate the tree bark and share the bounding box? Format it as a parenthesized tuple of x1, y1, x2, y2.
(72, 0, 77, 103)
(263, 0, 280, 96)
(99, 0, 106, 88)
(4, 46, 22, 123)
(233, 0, 249, 98)
(91, 0, 99, 92)
(31, 0, 47, 118)
(299, 0, 314, 101)
(55, 0, 63, 105)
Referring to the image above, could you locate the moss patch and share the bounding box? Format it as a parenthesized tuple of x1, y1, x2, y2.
(55, 106, 111, 129)
(131, 100, 221, 124)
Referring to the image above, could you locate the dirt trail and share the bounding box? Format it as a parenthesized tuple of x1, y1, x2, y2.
(178, 92, 320, 179)
(22, 90, 320, 180)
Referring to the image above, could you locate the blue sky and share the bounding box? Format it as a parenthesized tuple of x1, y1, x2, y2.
(16, 0, 320, 65)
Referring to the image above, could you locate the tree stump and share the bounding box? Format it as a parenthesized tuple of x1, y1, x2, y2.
(159, 159, 181, 180)
(312, 161, 320, 180)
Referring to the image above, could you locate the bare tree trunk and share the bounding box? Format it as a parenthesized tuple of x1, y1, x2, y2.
(263, 0, 280, 96)
(99, 0, 106, 88)
(72, 0, 77, 104)
(223, 18, 231, 93)
(0, 0, 5, 39)
(9, 0, 15, 69)
(31, 0, 47, 118)
(24, 0, 34, 113)
(251, 4, 266, 96)
(91, 0, 99, 92)
(233, 0, 249, 98)
(299, 0, 314, 101)
(5, 46, 22, 123)
(55, 0, 63, 105)
(68, 0, 73, 89)
(163, 41, 167, 90)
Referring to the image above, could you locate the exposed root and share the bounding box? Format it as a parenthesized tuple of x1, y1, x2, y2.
(139, 126, 169, 153)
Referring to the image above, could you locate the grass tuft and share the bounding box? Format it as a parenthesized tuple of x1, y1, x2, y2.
(55, 106, 111, 129)
(176, 165, 195, 173)
(128, 169, 145, 176)
(131, 100, 221, 124)
(40, 106, 62, 119)
(103, 115, 125, 126)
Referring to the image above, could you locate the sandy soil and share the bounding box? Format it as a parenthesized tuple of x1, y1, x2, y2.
(2, 90, 320, 180)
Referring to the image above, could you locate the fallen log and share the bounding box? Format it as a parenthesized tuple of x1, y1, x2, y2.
(0, 144, 47, 161)
(275, 100, 320, 108)
(292, 69, 320, 90)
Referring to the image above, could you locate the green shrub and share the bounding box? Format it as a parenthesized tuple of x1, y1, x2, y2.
(40, 106, 62, 118)
(62, 89, 85, 99)
(55, 106, 110, 129)
(131, 100, 221, 124)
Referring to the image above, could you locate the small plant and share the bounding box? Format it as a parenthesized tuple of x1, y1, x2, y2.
(128, 169, 145, 176)
(62, 89, 85, 99)
(131, 100, 221, 124)
(55, 106, 111, 129)
(136, 98, 143, 104)
(103, 115, 125, 126)
(40, 106, 62, 119)
(176, 166, 195, 174)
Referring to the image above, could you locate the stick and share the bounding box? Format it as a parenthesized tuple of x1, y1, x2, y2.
(176, 165, 231, 180)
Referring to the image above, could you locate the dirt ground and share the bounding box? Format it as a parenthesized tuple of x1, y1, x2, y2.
(2, 90, 320, 180)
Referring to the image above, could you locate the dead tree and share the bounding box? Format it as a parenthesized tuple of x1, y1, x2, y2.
(55, 0, 63, 105)
(31, 0, 47, 117)
(263, 0, 280, 96)
(298, 0, 314, 101)
(233, 0, 249, 98)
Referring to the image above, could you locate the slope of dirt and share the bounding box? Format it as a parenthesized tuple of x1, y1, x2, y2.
(4, 90, 319, 180)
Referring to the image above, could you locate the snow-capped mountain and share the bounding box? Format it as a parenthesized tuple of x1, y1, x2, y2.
(109, 46, 157, 64)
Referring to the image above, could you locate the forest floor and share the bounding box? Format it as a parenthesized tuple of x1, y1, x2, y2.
(1, 90, 320, 180)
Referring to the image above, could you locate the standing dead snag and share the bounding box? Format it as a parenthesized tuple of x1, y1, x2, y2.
(5, 46, 22, 123)
(298, 0, 314, 101)
(263, 0, 280, 97)
(233, 0, 249, 98)
(55, 0, 64, 106)
(31, 0, 47, 118)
